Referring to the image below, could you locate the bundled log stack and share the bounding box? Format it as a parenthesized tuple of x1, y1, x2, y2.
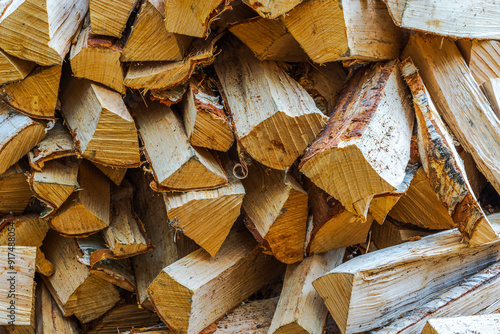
(1, 1, 500, 334)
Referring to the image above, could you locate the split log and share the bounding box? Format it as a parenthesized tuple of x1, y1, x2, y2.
(133, 99, 227, 191)
(0, 103, 46, 174)
(164, 157, 245, 257)
(0, 50, 34, 85)
(70, 25, 126, 94)
(422, 314, 500, 334)
(481, 78, 500, 119)
(36, 282, 80, 334)
(299, 60, 414, 217)
(93, 162, 127, 186)
(121, 0, 192, 62)
(400, 58, 496, 244)
(371, 218, 432, 249)
(241, 162, 308, 264)
(214, 298, 278, 334)
(384, 0, 500, 39)
(41, 230, 120, 323)
(125, 326, 172, 334)
(282, 0, 400, 64)
(456, 147, 487, 199)
(49, 160, 110, 237)
(150, 83, 188, 106)
(268, 248, 345, 334)
(0, 164, 32, 215)
(89, 0, 139, 38)
(456, 39, 500, 86)
(242, 0, 303, 19)
(214, 37, 327, 170)
(164, 0, 231, 38)
(60, 77, 141, 168)
(313, 218, 500, 334)
(0, 214, 53, 276)
(212, 0, 257, 34)
(373, 260, 500, 334)
(0, 0, 88, 65)
(229, 17, 307, 62)
(402, 34, 500, 196)
(304, 179, 371, 254)
(147, 230, 285, 334)
(180, 75, 234, 151)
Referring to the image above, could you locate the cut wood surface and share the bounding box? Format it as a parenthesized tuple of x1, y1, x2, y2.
(313, 218, 500, 334)
(93, 162, 127, 186)
(89, 0, 138, 38)
(0, 163, 32, 215)
(0, 49, 35, 85)
(0, 103, 46, 174)
(242, 162, 308, 264)
(456, 39, 500, 86)
(133, 99, 227, 192)
(481, 78, 500, 119)
(180, 75, 234, 151)
(0, 0, 88, 65)
(422, 314, 500, 334)
(268, 248, 345, 334)
(300, 61, 414, 217)
(402, 33, 500, 197)
(371, 218, 432, 250)
(60, 76, 140, 168)
(283, 0, 400, 63)
(384, 0, 500, 39)
(242, 0, 303, 19)
(49, 160, 110, 237)
(150, 83, 188, 106)
(147, 230, 285, 334)
(36, 282, 80, 334)
(121, 0, 192, 62)
(215, 37, 327, 170)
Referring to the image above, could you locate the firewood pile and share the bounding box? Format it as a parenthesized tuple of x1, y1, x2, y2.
(1, 0, 500, 333)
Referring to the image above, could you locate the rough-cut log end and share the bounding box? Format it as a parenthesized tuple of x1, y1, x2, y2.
(89, 0, 138, 38)
(50, 200, 109, 237)
(0, 164, 32, 214)
(0, 49, 35, 85)
(242, 0, 304, 19)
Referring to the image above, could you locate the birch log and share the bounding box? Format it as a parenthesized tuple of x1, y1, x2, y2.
(456, 39, 500, 86)
(422, 314, 500, 334)
(93, 162, 127, 186)
(371, 218, 432, 249)
(242, 0, 303, 19)
(0, 164, 32, 215)
(481, 78, 500, 119)
(0, 50, 34, 85)
(89, 0, 139, 38)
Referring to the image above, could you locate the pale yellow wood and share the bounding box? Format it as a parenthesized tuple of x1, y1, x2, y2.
(124, 326, 173, 334)
(147, 230, 285, 334)
(89, 0, 138, 38)
(36, 282, 79, 334)
(87, 303, 160, 334)
(93, 162, 127, 186)
(457, 39, 500, 86)
(150, 83, 188, 106)
(481, 78, 500, 119)
(0, 164, 32, 215)
(371, 218, 432, 249)
(60, 77, 141, 168)
(215, 37, 327, 170)
(283, 0, 400, 64)
(0, 0, 88, 65)
(0, 49, 34, 85)
(422, 314, 500, 334)
(242, 0, 303, 19)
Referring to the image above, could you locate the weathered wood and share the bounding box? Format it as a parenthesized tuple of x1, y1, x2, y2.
(89, 0, 139, 38)
(0, 163, 32, 215)
(283, 0, 400, 64)
(242, 162, 308, 264)
(269, 249, 345, 334)
(229, 17, 307, 62)
(133, 99, 227, 192)
(402, 33, 500, 197)
(422, 314, 500, 334)
(0, 0, 88, 65)
(242, 0, 303, 19)
(41, 230, 120, 323)
(313, 218, 500, 334)
(93, 162, 127, 186)
(371, 218, 432, 249)
(456, 39, 500, 86)
(60, 77, 141, 168)
(0, 50, 34, 85)
(481, 78, 500, 119)
(300, 61, 414, 217)
(215, 37, 327, 170)
(180, 75, 234, 151)
(49, 160, 110, 237)
(147, 230, 285, 334)
(121, 0, 192, 62)
(0, 103, 46, 174)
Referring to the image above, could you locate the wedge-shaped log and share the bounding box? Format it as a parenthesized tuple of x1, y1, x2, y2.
(133, 99, 227, 191)
(41, 230, 120, 323)
(215, 38, 327, 170)
(283, 0, 400, 64)
(60, 77, 140, 168)
(164, 0, 230, 38)
(229, 17, 307, 62)
(121, 0, 192, 62)
(242, 0, 303, 19)
(70, 26, 126, 94)
(384, 0, 500, 39)
(371, 218, 432, 249)
(403, 34, 500, 196)
(150, 83, 187, 106)
(0, 163, 32, 215)
(147, 230, 285, 334)
(456, 39, 500, 86)
(180, 75, 234, 151)
(164, 157, 244, 257)
(374, 259, 500, 334)
(481, 78, 500, 119)
(313, 220, 500, 334)
(423, 314, 500, 334)
(50, 160, 110, 237)
(89, 0, 138, 38)
(93, 162, 127, 186)
(242, 162, 307, 264)
(36, 282, 79, 334)
(269, 248, 344, 334)
(400, 58, 496, 244)
(0, 0, 88, 66)
(300, 61, 414, 217)
(0, 49, 35, 85)
(0, 103, 46, 174)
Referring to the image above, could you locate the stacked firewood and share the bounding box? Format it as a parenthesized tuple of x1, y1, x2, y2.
(1, 0, 500, 333)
